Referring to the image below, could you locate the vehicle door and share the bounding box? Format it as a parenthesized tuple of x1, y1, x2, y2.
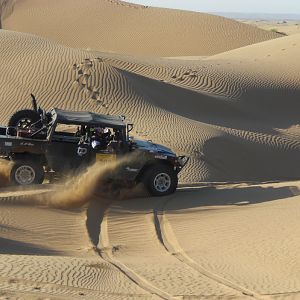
(46, 124, 92, 172)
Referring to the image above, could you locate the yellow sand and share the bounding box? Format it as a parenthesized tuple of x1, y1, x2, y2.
(0, 0, 300, 299)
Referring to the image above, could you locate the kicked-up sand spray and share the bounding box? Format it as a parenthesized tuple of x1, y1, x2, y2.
(39, 154, 147, 209)
(0, 159, 11, 187)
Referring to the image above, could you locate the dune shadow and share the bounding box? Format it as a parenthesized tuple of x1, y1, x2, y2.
(118, 68, 300, 131)
(0, 237, 61, 255)
(201, 136, 300, 181)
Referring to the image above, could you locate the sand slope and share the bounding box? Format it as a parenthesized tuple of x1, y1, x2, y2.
(2, 180, 300, 299)
(0, 188, 154, 299)
(0, 2, 300, 299)
(2, 0, 280, 56)
(98, 181, 300, 298)
(0, 30, 299, 183)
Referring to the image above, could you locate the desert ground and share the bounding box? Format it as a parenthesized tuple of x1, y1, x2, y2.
(241, 19, 300, 36)
(0, 0, 300, 299)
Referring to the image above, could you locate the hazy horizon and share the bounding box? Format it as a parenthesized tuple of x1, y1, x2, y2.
(126, 0, 300, 17)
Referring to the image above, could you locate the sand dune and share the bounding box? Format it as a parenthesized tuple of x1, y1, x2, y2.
(0, 190, 152, 299)
(2, 0, 280, 56)
(2, 181, 299, 298)
(98, 181, 300, 298)
(0, 30, 299, 182)
(242, 19, 300, 36)
(1, 1, 300, 299)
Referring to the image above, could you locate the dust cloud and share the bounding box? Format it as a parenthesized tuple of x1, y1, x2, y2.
(38, 155, 147, 209)
(0, 159, 11, 187)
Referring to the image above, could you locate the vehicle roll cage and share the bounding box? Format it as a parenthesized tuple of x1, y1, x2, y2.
(6, 94, 135, 142)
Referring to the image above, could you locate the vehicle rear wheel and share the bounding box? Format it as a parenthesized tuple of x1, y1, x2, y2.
(10, 161, 45, 185)
(142, 164, 178, 196)
(8, 109, 41, 129)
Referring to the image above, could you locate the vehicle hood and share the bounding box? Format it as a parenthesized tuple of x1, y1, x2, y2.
(133, 139, 176, 157)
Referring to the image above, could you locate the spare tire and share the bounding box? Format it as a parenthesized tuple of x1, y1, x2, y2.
(8, 109, 41, 129)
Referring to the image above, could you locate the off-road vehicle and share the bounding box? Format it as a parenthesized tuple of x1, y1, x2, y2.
(0, 95, 189, 196)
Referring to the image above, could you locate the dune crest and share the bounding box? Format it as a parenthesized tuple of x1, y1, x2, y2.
(2, 0, 280, 56)
(0, 0, 15, 27)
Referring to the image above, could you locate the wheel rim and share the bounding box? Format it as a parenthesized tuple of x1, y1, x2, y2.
(17, 118, 34, 129)
(154, 173, 171, 193)
(15, 165, 36, 185)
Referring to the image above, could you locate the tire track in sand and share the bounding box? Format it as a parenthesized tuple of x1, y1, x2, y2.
(153, 195, 272, 300)
(90, 198, 248, 299)
(86, 200, 172, 300)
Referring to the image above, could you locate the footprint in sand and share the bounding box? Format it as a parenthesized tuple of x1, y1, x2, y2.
(84, 70, 92, 76)
(94, 57, 104, 63)
(72, 80, 80, 87)
(82, 75, 91, 86)
(83, 58, 93, 68)
(90, 92, 98, 100)
(92, 87, 100, 93)
(84, 87, 91, 95)
(73, 74, 84, 85)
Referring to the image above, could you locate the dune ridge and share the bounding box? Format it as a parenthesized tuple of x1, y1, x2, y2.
(2, 0, 280, 56)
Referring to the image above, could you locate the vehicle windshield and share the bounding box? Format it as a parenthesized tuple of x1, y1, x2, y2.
(52, 123, 125, 152)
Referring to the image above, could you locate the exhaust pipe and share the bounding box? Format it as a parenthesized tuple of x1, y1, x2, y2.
(31, 94, 38, 112)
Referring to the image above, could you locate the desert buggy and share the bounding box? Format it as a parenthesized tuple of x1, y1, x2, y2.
(0, 95, 189, 196)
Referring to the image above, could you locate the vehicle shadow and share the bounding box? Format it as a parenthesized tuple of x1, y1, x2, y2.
(86, 200, 109, 247)
(166, 184, 298, 212)
(96, 184, 299, 215)
(85, 183, 298, 248)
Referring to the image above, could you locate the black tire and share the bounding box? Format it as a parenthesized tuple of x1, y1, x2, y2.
(142, 164, 178, 197)
(10, 160, 45, 186)
(8, 109, 41, 129)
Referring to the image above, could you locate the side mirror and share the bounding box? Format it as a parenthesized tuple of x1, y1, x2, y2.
(127, 124, 134, 133)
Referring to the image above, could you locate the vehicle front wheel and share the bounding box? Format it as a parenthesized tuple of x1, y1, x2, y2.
(10, 161, 45, 186)
(142, 164, 178, 197)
